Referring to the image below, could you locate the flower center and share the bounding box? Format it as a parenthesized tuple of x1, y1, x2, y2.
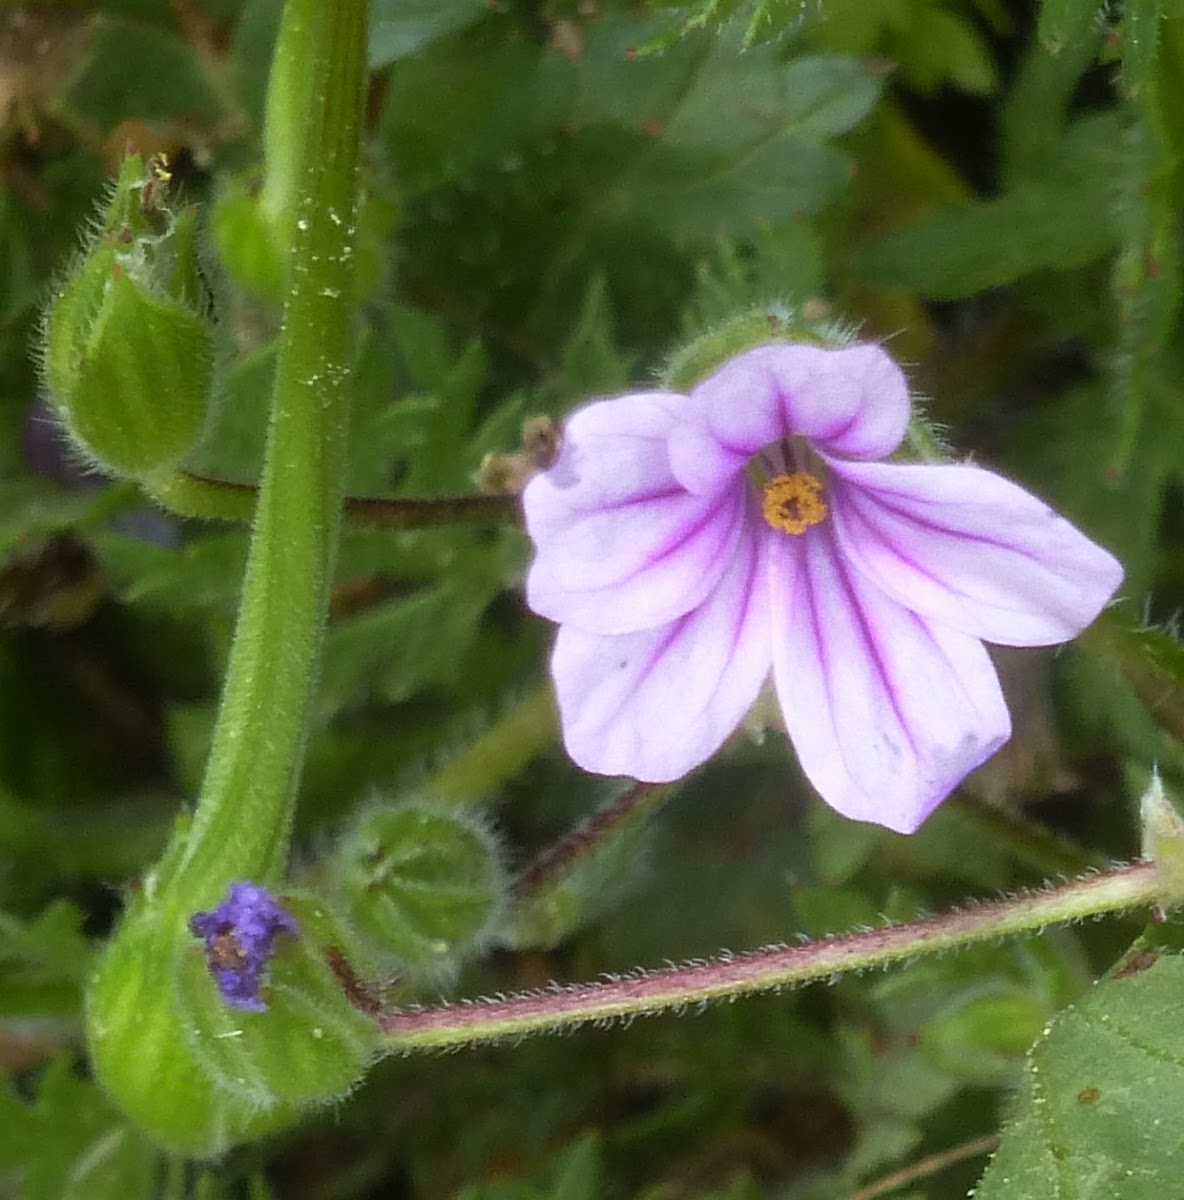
(760, 471, 827, 535)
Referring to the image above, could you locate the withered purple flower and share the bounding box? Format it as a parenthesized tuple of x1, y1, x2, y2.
(190, 881, 298, 1012)
(523, 342, 1124, 833)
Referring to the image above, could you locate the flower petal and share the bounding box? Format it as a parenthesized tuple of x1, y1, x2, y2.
(550, 515, 772, 782)
(525, 392, 743, 634)
(828, 459, 1124, 647)
(770, 522, 1011, 833)
(668, 343, 909, 496)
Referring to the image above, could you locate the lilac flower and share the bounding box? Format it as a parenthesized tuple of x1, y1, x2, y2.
(523, 342, 1123, 833)
(189, 881, 298, 1012)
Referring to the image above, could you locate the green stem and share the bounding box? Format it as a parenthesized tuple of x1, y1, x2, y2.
(162, 1157, 185, 1200)
(507, 780, 675, 951)
(514, 781, 672, 898)
(848, 1134, 1000, 1200)
(380, 860, 1163, 1051)
(259, 0, 319, 239)
(164, 0, 367, 894)
(144, 470, 521, 531)
(418, 685, 558, 805)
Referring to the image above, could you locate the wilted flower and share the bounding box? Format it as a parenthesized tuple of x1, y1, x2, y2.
(523, 342, 1123, 833)
(189, 881, 298, 1012)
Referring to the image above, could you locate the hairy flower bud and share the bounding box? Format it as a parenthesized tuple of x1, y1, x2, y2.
(87, 884, 379, 1156)
(329, 799, 509, 980)
(40, 154, 215, 479)
(1140, 771, 1184, 916)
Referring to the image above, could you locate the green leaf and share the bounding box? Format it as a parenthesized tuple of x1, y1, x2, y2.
(683, 223, 824, 335)
(370, 306, 487, 493)
(380, 24, 544, 196)
(318, 562, 503, 715)
(0, 900, 92, 985)
(1001, 23, 1107, 180)
(862, 105, 1125, 299)
(369, 0, 488, 68)
(194, 343, 275, 482)
(976, 953, 1184, 1198)
(857, 154, 1117, 299)
(0, 479, 130, 562)
(545, 1134, 602, 1200)
(454, 1133, 603, 1200)
(1, 1059, 160, 1200)
(386, 18, 878, 354)
(665, 51, 881, 149)
(1106, 91, 1180, 479)
(634, 136, 850, 243)
(66, 21, 218, 128)
(630, 49, 881, 239)
(901, 8, 999, 95)
(555, 276, 631, 398)
(92, 528, 248, 615)
(1081, 608, 1184, 744)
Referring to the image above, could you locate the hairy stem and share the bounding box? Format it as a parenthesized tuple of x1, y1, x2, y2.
(163, 0, 367, 894)
(381, 860, 1161, 1051)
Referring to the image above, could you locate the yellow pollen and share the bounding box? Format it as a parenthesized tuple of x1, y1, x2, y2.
(761, 471, 827, 535)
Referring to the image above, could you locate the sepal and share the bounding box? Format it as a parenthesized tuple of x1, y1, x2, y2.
(179, 889, 378, 1109)
(660, 301, 950, 462)
(86, 886, 380, 1157)
(661, 301, 858, 392)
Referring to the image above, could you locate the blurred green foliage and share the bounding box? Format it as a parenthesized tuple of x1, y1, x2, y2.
(4, 0, 1184, 1196)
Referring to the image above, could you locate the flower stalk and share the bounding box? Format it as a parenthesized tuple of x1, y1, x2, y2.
(381, 859, 1164, 1052)
(164, 0, 367, 893)
(506, 780, 676, 951)
(513, 781, 673, 899)
(85, 0, 372, 1155)
(144, 469, 521, 531)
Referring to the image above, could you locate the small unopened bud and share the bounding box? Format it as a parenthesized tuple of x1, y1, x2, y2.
(40, 154, 215, 479)
(329, 799, 509, 981)
(1140, 770, 1184, 915)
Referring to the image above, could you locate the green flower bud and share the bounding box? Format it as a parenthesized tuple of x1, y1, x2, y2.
(330, 799, 509, 981)
(1140, 770, 1184, 916)
(87, 885, 379, 1157)
(40, 154, 215, 479)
